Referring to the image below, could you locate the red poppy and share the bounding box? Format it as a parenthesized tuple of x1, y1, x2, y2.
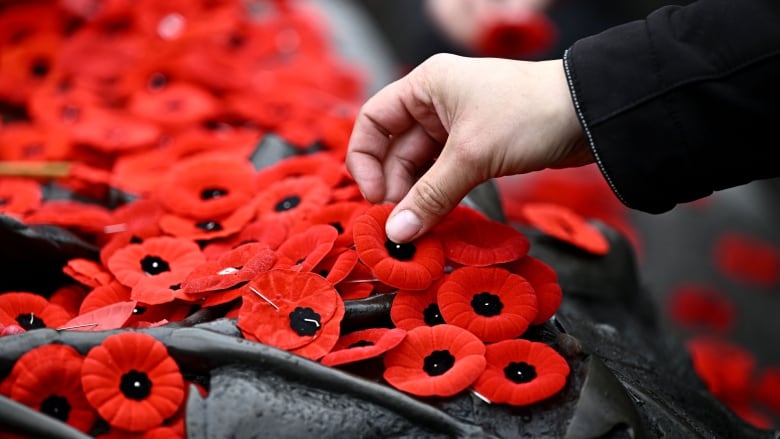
(193, 283, 248, 308)
(128, 80, 221, 128)
(49, 284, 89, 317)
(67, 107, 162, 154)
(686, 336, 755, 404)
(383, 324, 486, 397)
(353, 204, 445, 291)
(202, 217, 289, 260)
(314, 247, 359, 285)
(254, 176, 331, 226)
(321, 328, 407, 367)
(24, 200, 113, 235)
(59, 301, 137, 331)
(154, 152, 256, 220)
(390, 277, 448, 330)
(158, 201, 257, 241)
(82, 332, 185, 432)
(0, 33, 60, 105)
(0, 122, 72, 162)
(131, 271, 189, 305)
(0, 2, 64, 47)
(289, 297, 345, 361)
(435, 205, 529, 266)
(291, 200, 369, 248)
(503, 255, 562, 325)
(472, 339, 569, 406)
(437, 266, 538, 342)
(108, 199, 165, 239)
(0, 292, 71, 330)
(100, 232, 145, 268)
(237, 269, 342, 350)
(0, 178, 42, 218)
(274, 224, 338, 272)
(181, 242, 276, 296)
(80, 281, 190, 326)
(63, 258, 114, 288)
(519, 202, 610, 255)
(474, 13, 556, 59)
(714, 233, 780, 287)
(335, 280, 375, 300)
(666, 284, 735, 334)
(8, 344, 97, 432)
(754, 367, 780, 415)
(255, 151, 344, 189)
(107, 236, 205, 288)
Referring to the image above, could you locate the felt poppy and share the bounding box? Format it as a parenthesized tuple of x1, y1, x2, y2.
(503, 255, 562, 325)
(666, 284, 735, 334)
(158, 201, 257, 241)
(237, 269, 342, 350)
(59, 301, 138, 331)
(24, 200, 113, 235)
(390, 277, 449, 330)
(0, 178, 42, 218)
(291, 200, 369, 248)
(314, 247, 359, 285)
(8, 344, 97, 432)
(0, 33, 60, 105)
(335, 280, 375, 300)
(108, 199, 165, 239)
(82, 332, 185, 432)
(437, 266, 538, 342)
(63, 258, 115, 289)
(435, 205, 529, 266)
(353, 204, 445, 291)
(191, 282, 248, 308)
(181, 242, 275, 296)
(111, 145, 203, 196)
(80, 281, 190, 326)
(383, 324, 486, 397)
(0, 122, 72, 162)
(202, 217, 289, 260)
(49, 284, 89, 317)
(67, 107, 162, 154)
(131, 271, 189, 305)
(154, 152, 256, 220)
(474, 13, 556, 59)
(519, 202, 610, 255)
(0, 2, 65, 47)
(100, 232, 146, 268)
(321, 327, 407, 367)
(714, 233, 780, 288)
(686, 336, 755, 404)
(0, 292, 71, 331)
(255, 151, 344, 189)
(107, 236, 205, 288)
(128, 78, 221, 127)
(754, 367, 780, 415)
(472, 339, 570, 406)
(289, 297, 345, 361)
(273, 224, 338, 272)
(254, 175, 331, 225)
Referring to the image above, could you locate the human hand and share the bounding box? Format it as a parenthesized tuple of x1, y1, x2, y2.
(345, 54, 592, 243)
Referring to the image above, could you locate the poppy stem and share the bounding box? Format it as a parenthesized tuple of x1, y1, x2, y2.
(57, 323, 99, 330)
(249, 286, 280, 310)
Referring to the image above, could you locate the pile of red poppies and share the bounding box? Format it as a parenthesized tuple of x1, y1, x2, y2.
(0, 0, 603, 436)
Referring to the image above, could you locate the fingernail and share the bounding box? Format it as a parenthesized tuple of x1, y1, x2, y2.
(386, 209, 422, 243)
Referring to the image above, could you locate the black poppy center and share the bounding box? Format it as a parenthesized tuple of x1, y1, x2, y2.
(423, 350, 455, 377)
(200, 187, 229, 200)
(471, 292, 503, 317)
(196, 220, 223, 232)
(329, 222, 344, 235)
(140, 255, 171, 275)
(385, 239, 416, 261)
(348, 340, 375, 349)
(120, 370, 152, 400)
(0, 198, 8, 206)
(289, 307, 321, 336)
(504, 361, 537, 384)
(133, 306, 147, 315)
(274, 195, 301, 212)
(16, 313, 45, 330)
(30, 58, 50, 78)
(423, 303, 446, 326)
(148, 72, 168, 91)
(40, 395, 71, 422)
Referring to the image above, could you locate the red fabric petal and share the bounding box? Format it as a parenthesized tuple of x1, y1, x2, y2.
(49, 284, 89, 317)
(0, 177, 42, 217)
(59, 301, 137, 331)
(503, 255, 562, 325)
(63, 258, 114, 288)
(714, 233, 780, 287)
(0, 292, 71, 330)
(290, 297, 346, 361)
(158, 201, 257, 241)
(754, 366, 780, 415)
(390, 277, 448, 330)
(181, 242, 276, 295)
(24, 200, 113, 234)
(438, 266, 538, 342)
(290, 200, 369, 248)
(255, 152, 344, 189)
(474, 13, 556, 59)
(202, 217, 289, 259)
(666, 284, 735, 334)
(254, 175, 331, 226)
(107, 236, 205, 288)
(520, 202, 610, 255)
(274, 224, 338, 272)
(686, 336, 755, 404)
(314, 247, 359, 285)
(321, 328, 406, 367)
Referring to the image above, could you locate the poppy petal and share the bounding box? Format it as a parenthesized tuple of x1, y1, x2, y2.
(503, 255, 562, 325)
(321, 328, 407, 367)
(59, 301, 137, 331)
(520, 203, 609, 255)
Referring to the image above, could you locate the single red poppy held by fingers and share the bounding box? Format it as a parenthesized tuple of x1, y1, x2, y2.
(353, 204, 445, 291)
(472, 339, 570, 406)
(519, 203, 610, 256)
(321, 327, 407, 367)
(274, 224, 338, 272)
(438, 266, 538, 343)
(181, 242, 276, 295)
(237, 269, 342, 350)
(435, 205, 529, 266)
(81, 332, 185, 432)
(383, 324, 486, 397)
(9, 344, 97, 432)
(107, 236, 205, 288)
(390, 277, 449, 331)
(0, 292, 71, 331)
(502, 255, 562, 325)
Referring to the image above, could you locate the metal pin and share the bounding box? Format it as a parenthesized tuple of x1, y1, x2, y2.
(303, 318, 320, 328)
(249, 286, 279, 310)
(218, 267, 240, 275)
(470, 389, 492, 404)
(103, 223, 128, 234)
(29, 313, 34, 325)
(57, 323, 99, 331)
(339, 278, 379, 284)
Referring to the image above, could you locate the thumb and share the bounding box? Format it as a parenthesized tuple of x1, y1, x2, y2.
(385, 146, 480, 243)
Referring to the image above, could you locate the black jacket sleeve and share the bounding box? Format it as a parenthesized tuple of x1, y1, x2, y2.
(563, 0, 780, 213)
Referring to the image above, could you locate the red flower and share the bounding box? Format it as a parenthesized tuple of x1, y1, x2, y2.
(519, 202, 610, 255)
(131, 271, 188, 305)
(754, 367, 780, 415)
(438, 266, 538, 342)
(49, 284, 89, 317)
(254, 176, 331, 225)
(80, 281, 190, 326)
(383, 324, 486, 397)
(503, 255, 562, 325)
(314, 247, 359, 285)
(109, 199, 165, 239)
(666, 284, 735, 334)
(474, 13, 556, 59)
(290, 297, 345, 361)
(0, 177, 41, 217)
(714, 233, 780, 288)
(158, 202, 257, 241)
(60, 301, 138, 331)
(255, 152, 344, 189)
(63, 258, 114, 288)
(390, 277, 448, 330)
(82, 332, 185, 432)
(321, 328, 407, 367)
(237, 270, 343, 350)
(8, 344, 97, 432)
(181, 242, 276, 296)
(353, 204, 445, 290)
(128, 80, 220, 128)
(154, 152, 256, 220)
(274, 224, 338, 272)
(686, 336, 755, 404)
(0, 292, 71, 330)
(435, 205, 529, 266)
(472, 339, 570, 406)
(24, 200, 113, 235)
(291, 200, 369, 248)
(107, 236, 205, 288)
(0, 33, 60, 105)
(0, 122, 71, 162)
(202, 217, 288, 259)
